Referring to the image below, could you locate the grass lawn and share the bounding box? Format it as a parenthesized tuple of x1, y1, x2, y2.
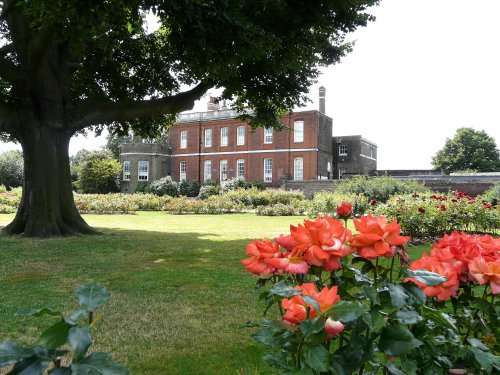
(0, 212, 432, 374)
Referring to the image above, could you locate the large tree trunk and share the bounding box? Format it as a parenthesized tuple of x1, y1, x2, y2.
(2, 126, 95, 237)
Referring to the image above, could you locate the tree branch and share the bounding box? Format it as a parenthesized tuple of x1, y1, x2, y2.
(71, 82, 212, 130)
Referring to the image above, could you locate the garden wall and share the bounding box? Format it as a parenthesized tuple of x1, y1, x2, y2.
(283, 175, 500, 198)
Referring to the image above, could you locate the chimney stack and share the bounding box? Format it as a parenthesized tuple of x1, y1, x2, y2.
(319, 86, 326, 114)
(207, 96, 221, 111)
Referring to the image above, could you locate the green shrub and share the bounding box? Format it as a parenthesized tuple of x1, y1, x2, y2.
(126, 193, 172, 211)
(483, 183, 500, 205)
(256, 199, 311, 216)
(221, 177, 249, 192)
(0, 203, 15, 213)
(198, 183, 220, 199)
(134, 181, 150, 193)
(0, 184, 8, 193)
(0, 191, 21, 208)
(163, 195, 245, 214)
(76, 151, 121, 194)
(335, 175, 429, 203)
(178, 180, 201, 197)
(222, 188, 305, 208)
(147, 176, 179, 197)
(311, 192, 369, 217)
(74, 193, 139, 213)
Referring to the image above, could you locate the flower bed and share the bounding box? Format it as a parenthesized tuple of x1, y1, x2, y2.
(242, 213, 499, 374)
(375, 191, 500, 239)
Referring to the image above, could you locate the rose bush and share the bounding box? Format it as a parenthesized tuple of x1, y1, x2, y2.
(375, 191, 500, 239)
(242, 214, 499, 374)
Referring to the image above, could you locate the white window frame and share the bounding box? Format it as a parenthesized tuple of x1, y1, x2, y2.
(180, 161, 187, 181)
(220, 127, 228, 147)
(237, 126, 245, 146)
(236, 159, 245, 179)
(205, 129, 212, 148)
(204, 160, 212, 181)
(123, 161, 131, 181)
(220, 160, 228, 181)
(294, 157, 303, 181)
(180, 130, 187, 149)
(294, 121, 304, 143)
(339, 167, 346, 179)
(339, 144, 347, 156)
(264, 127, 273, 144)
(138, 161, 149, 181)
(264, 158, 273, 182)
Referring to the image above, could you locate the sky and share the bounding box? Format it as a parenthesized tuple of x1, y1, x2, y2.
(1, 0, 499, 170)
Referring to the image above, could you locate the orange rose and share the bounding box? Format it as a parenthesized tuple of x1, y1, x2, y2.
(468, 257, 500, 294)
(336, 201, 353, 219)
(351, 215, 410, 259)
(241, 238, 284, 275)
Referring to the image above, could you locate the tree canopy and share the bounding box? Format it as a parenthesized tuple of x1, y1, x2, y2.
(0, 0, 379, 236)
(432, 127, 500, 174)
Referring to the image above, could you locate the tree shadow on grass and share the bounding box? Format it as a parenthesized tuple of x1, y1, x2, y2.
(0, 227, 268, 375)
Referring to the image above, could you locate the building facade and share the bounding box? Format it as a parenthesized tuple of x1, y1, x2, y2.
(333, 135, 377, 179)
(119, 88, 378, 192)
(168, 109, 333, 187)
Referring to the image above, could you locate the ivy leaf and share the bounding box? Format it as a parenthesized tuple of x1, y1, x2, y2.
(71, 352, 129, 375)
(269, 281, 300, 298)
(406, 269, 447, 286)
(379, 325, 423, 356)
(330, 301, 368, 323)
(303, 344, 329, 372)
(76, 282, 110, 312)
(395, 311, 423, 325)
(68, 326, 92, 362)
(37, 320, 72, 350)
(0, 341, 33, 367)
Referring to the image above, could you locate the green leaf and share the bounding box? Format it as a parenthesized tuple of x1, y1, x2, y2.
(400, 357, 417, 375)
(68, 327, 92, 361)
(346, 266, 371, 284)
(387, 284, 408, 308)
(303, 344, 329, 372)
(9, 356, 51, 375)
(37, 320, 71, 350)
(331, 301, 368, 323)
(385, 362, 405, 375)
(379, 325, 423, 356)
(395, 311, 423, 325)
(302, 296, 321, 316)
(406, 269, 447, 286)
(299, 318, 325, 337)
(71, 352, 129, 375)
(269, 281, 300, 298)
(284, 369, 314, 375)
(363, 286, 380, 305)
(50, 368, 72, 375)
(65, 310, 87, 325)
(76, 282, 110, 312)
(468, 338, 488, 351)
(402, 282, 426, 305)
(469, 347, 500, 372)
(0, 341, 33, 367)
(263, 351, 288, 369)
(15, 308, 61, 318)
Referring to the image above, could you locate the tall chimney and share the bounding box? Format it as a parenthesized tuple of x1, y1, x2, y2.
(319, 86, 326, 114)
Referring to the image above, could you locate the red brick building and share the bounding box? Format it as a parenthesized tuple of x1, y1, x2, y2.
(168, 108, 334, 187)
